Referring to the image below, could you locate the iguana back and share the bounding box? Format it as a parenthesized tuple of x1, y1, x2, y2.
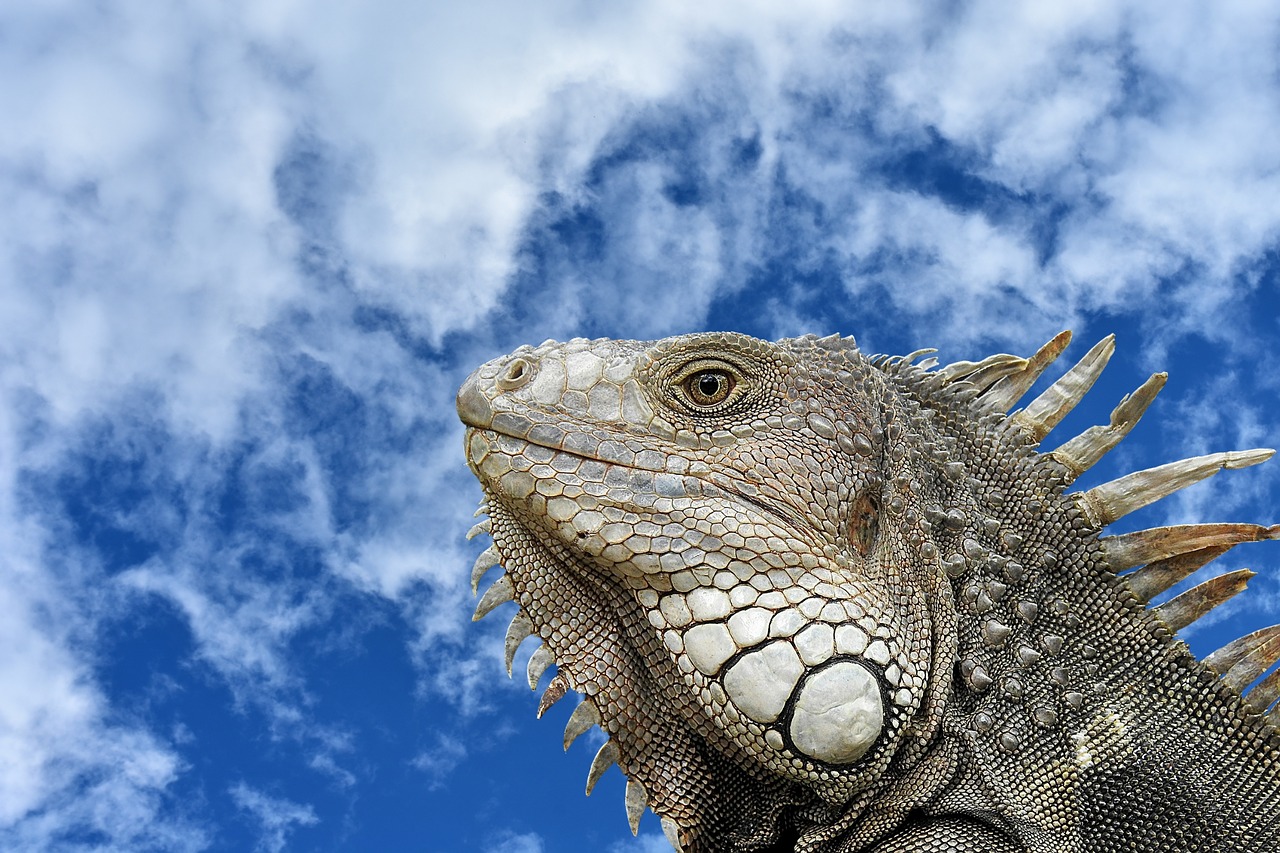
(457, 330, 1280, 852)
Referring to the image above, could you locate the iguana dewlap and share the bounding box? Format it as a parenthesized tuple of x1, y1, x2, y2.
(457, 331, 1280, 852)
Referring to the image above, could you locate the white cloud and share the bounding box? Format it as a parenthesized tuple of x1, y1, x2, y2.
(884, 4, 1124, 157)
(0, 556, 204, 850)
(836, 191, 1054, 348)
(484, 829, 546, 853)
(118, 559, 321, 707)
(229, 782, 319, 853)
(4, 0, 1278, 437)
(410, 735, 467, 791)
(0, 1, 302, 438)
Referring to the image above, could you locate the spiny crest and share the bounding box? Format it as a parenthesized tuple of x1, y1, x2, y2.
(916, 330, 1280, 725)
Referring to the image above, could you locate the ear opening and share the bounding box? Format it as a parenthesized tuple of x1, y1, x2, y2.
(849, 492, 880, 557)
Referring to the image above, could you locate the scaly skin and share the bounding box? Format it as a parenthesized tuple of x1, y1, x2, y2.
(457, 331, 1280, 852)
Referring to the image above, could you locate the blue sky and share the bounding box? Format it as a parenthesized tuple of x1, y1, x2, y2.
(2, 1, 1280, 850)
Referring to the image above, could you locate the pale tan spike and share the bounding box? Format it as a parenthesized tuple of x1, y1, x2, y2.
(537, 672, 570, 718)
(898, 347, 938, 366)
(563, 700, 600, 750)
(935, 354, 1018, 384)
(662, 817, 686, 852)
(1050, 373, 1167, 480)
(470, 544, 502, 594)
(965, 356, 1031, 394)
(1228, 643, 1280, 695)
(981, 330, 1074, 412)
(1153, 568, 1254, 633)
(933, 361, 979, 380)
(1103, 524, 1280, 573)
(1246, 666, 1280, 713)
(526, 644, 555, 690)
(1011, 334, 1115, 441)
(466, 519, 491, 540)
(1074, 449, 1276, 529)
(917, 357, 939, 370)
(1205, 627, 1275, 673)
(586, 740, 619, 795)
(1126, 545, 1233, 602)
(504, 612, 534, 676)
(625, 777, 649, 835)
(1204, 625, 1280, 692)
(472, 573, 513, 621)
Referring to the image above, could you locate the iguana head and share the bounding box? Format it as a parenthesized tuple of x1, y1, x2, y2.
(457, 330, 1280, 851)
(458, 332, 968, 845)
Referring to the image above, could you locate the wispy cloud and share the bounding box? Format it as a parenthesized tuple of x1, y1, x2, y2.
(411, 734, 467, 791)
(483, 829, 546, 853)
(0, 566, 204, 850)
(229, 782, 319, 853)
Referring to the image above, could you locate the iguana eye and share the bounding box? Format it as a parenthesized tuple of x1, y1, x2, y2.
(686, 370, 733, 406)
(672, 360, 744, 411)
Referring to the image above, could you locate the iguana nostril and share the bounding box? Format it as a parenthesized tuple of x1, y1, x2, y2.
(497, 357, 535, 391)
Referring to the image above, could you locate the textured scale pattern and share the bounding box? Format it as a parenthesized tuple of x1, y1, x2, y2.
(457, 331, 1280, 852)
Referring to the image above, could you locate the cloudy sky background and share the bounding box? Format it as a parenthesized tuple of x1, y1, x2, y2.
(3, 1, 1280, 850)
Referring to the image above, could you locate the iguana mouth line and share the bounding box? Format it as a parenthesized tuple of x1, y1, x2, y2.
(701, 474, 820, 543)
(473, 423, 820, 547)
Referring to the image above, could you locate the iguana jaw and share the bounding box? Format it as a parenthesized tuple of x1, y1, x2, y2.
(474, 485, 816, 850)
(464, 418, 912, 791)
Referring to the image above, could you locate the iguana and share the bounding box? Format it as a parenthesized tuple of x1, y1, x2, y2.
(456, 330, 1280, 852)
